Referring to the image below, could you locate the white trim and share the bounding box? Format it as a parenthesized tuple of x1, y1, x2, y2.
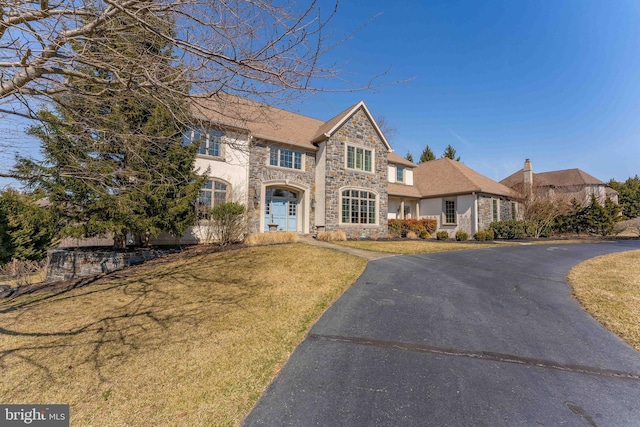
(344, 143, 375, 174)
(338, 187, 380, 226)
(259, 180, 311, 234)
(313, 101, 392, 150)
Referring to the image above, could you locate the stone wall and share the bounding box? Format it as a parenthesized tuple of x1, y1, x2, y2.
(323, 108, 389, 238)
(478, 195, 523, 230)
(247, 140, 317, 233)
(46, 248, 178, 282)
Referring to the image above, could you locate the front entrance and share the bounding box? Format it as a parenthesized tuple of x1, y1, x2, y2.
(264, 188, 298, 232)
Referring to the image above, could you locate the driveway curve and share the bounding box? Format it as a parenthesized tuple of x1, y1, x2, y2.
(244, 241, 640, 426)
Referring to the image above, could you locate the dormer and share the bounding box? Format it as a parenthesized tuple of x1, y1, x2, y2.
(387, 152, 416, 185)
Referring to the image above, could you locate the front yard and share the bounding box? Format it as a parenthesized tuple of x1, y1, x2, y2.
(0, 244, 366, 426)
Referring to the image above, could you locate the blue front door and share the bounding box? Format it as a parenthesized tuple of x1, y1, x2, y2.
(265, 188, 298, 231)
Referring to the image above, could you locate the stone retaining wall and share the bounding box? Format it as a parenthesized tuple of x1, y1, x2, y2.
(46, 248, 178, 282)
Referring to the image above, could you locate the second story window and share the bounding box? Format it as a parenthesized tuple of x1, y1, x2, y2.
(269, 146, 303, 170)
(346, 146, 373, 172)
(396, 166, 404, 183)
(183, 128, 223, 158)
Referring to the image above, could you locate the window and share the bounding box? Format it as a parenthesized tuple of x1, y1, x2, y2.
(346, 146, 373, 172)
(511, 202, 517, 220)
(396, 166, 404, 183)
(197, 180, 227, 218)
(341, 190, 376, 224)
(269, 146, 303, 170)
(492, 199, 499, 221)
(444, 200, 456, 224)
(183, 128, 222, 157)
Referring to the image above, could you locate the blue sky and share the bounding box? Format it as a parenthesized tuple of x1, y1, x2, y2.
(2, 0, 639, 187)
(296, 0, 640, 182)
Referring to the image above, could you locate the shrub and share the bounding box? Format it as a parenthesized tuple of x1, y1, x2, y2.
(406, 231, 419, 239)
(316, 230, 347, 242)
(474, 229, 495, 241)
(210, 202, 247, 245)
(244, 231, 299, 246)
(489, 220, 527, 239)
(455, 231, 469, 241)
(436, 230, 449, 240)
(388, 219, 436, 239)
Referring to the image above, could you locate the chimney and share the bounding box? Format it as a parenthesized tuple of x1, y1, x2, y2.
(523, 159, 533, 195)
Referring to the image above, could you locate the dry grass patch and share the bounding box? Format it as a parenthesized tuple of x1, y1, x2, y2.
(316, 230, 347, 242)
(244, 231, 299, 246)
(568, 250, 640, 351)
(333, 240, 499, 255)
(0, 244, 366, 426)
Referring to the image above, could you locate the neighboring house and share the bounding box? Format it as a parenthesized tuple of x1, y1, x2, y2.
(501, 159, 619, 205)
(154, 95, 523, 243)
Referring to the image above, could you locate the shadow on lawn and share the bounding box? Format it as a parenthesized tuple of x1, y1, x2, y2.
(0, 245, 268, 384)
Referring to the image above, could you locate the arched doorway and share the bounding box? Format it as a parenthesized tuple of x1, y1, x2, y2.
(264, 188, 298, 232)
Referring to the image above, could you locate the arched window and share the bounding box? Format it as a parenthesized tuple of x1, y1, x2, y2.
(341, 189, 377, 224)
(197, 180, 228, 218)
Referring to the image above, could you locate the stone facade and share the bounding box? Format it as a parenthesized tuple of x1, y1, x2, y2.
(322, 108, 389, 238)
(478, 195, 522, 230)
(247, 140, 317, 233)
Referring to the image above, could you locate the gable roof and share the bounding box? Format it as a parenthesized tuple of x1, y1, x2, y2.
(413, 158, 518, 198)
(388, 152, 417, 168)
(501, 167, 607, 189)
(310, 101, 392, 150)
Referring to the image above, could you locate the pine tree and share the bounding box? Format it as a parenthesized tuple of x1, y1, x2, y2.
(0, 190, 55, 263)
(442, 144, 461, 161)
(406, 151, 414, 163)
(14, 13, 205, 248)
(419, 145, 436, 163)
(608, 176, 640, 219)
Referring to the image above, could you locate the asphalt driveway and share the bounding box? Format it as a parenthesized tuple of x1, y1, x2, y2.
(244, 241, 640, 426)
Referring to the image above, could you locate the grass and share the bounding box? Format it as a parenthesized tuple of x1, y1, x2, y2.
(333, 239, 500, 255)
(568, 250, 640, 351)
(0, 244, 366, 426)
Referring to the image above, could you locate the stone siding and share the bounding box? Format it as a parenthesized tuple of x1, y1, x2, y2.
(478, 195, 523, 230)
(247, 140, 316, 233)
(323, 108, 388, 238)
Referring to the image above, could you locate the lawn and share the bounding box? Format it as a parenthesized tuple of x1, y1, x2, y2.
(568, 250, 640, 351)
(333, 239, 499, 255)
(0, 244, 366, 426)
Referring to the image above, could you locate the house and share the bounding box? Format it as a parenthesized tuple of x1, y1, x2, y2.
(157, 94, 523, 243)
(389, 157, 522, 236)
(501, 159, 619, 205)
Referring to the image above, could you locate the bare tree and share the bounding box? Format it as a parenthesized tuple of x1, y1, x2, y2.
(1, 0, 380, 126)
(518, 184, 572, 238)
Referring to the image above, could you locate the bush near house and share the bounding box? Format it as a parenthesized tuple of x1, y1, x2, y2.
(436, 231, 450, 240)
(474, 229, 495, 241)
(388, 219, 437, 239)
(210, 202, 247, 245)
(489, 219, 537, 240)
(455, 231, 469, 241)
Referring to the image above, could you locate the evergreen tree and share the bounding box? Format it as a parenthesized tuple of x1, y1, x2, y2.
(406, 151, 414, 163)
(0, 190, 56, 263)
(442, 144, 461, 161)
(14, 13, 205, 248)
(608, 176, 640, 219)
(419, 145, 436, 163)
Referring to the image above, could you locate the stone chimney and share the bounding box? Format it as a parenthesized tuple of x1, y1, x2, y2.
(523, 159, 533, 195)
